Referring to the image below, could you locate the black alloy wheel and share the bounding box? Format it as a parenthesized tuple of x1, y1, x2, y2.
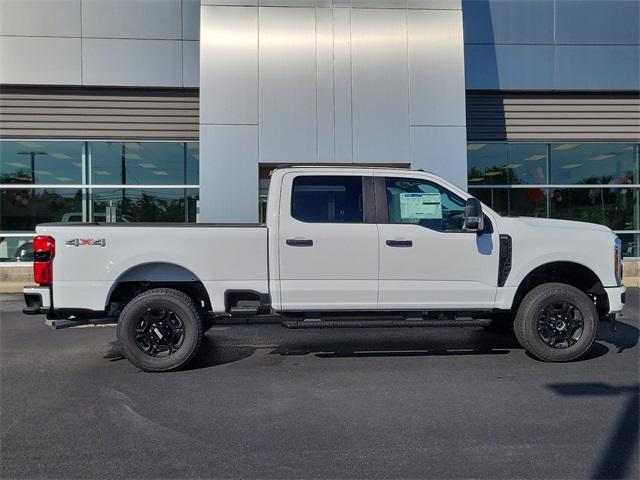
(134, 307, 185, 357)
(536, 301, 584, 349)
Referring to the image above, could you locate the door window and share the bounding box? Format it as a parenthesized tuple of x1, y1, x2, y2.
(385, 177, 466, 232)
(291, 176, 363, 223)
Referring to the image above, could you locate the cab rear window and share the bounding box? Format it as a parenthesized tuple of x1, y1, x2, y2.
(291, 176, 363, 223)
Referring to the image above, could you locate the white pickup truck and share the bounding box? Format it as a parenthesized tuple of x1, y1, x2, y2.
(23, 167, 626, 371)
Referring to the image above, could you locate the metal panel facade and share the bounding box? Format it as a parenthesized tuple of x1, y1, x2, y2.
(0, 37, 82, 85)
(555, 0, 640, 45)
(199, 6, 258, 125)
(408, 9, 465, 127)
(463, 0, 640, 91)
(0, 0, 197, 87)
(0, 0, 81, 37)
(199, 125, 259, 223)
(464, 44, 555, 90)
(332, 7, 353, 164)
(199, 1, 467, 221)
(183, 42, 200, 88)
(258, 7, 317, 163)
(351, 8, 409, 164)
(82, 39, 183, 87)
(81, 0, 182, 39)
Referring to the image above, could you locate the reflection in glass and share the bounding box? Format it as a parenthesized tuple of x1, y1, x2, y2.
(0, 236, 35, 262)
(187, 188, 199, 223)
(89, 142, 187, 185)
(467, 143, 547, 185)
(0, 141, 83, 184)
(91, 189, 188, 222)
(186, 143, 199, 185)
(0, 188, 84, 231)
(550, 143, 637, 185)
(617, 233, 639, 258)
(550, 187, 638, 231)
(469, 187, 548, 218)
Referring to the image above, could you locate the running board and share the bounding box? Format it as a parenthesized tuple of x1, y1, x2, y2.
(281, 317, 492, 329)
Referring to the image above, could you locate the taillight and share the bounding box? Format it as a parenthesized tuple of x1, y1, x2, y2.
(33, 235, 55, 286)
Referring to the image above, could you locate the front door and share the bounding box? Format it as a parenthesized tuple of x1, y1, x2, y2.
(377, 174, 499, 310)
(278, 173, 379, 310)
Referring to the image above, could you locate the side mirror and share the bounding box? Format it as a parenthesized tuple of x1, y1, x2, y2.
(464, 197, 485, 234)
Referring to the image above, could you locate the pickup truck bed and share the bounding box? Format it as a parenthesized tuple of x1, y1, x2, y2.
(37, 222, 268, 313)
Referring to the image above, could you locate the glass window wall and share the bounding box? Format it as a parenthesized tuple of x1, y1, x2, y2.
(0, 141, 82, 184)
(0, 141, 200, 259)
(469, 142, 640, 258)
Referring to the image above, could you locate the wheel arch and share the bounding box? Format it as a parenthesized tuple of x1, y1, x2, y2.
(510, 260, 606, 313)
(106, 262, 213, 313)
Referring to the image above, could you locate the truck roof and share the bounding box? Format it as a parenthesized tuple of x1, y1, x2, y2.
(271, 165, 434, 175)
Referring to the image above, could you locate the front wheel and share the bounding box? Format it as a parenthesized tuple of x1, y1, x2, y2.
(514, 283, 598, 362)
(117, 288, 203, 372)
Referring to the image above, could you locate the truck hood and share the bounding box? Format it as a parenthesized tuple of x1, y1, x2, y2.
(504, 216, 612, 233)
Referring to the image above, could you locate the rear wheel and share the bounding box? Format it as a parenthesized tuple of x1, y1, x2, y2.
(514, 282, 598, 362)
(117, 288, 203, 372)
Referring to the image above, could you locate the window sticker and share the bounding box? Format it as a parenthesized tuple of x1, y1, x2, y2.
(399, 192, 442, 220)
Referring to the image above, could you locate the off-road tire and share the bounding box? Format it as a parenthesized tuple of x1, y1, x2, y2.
(514, 282, 598, 362)
(117, 288, 203, 372)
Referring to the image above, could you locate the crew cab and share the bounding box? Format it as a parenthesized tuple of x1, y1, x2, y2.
(23, 167, 626, 371)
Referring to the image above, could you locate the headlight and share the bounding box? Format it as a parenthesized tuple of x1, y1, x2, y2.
(614, 237, 623, 286)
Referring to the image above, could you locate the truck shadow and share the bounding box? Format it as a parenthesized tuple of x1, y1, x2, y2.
(267, 329, 609, 361)
(104, 318, 637, 369)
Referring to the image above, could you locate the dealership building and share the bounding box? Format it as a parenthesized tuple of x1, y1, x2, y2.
(0, 0, 638, 287)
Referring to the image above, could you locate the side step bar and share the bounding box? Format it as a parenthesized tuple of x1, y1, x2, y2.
(281, 317, 492, 329)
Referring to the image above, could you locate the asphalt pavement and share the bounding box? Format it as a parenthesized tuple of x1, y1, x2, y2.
(1, 290, 638, 479)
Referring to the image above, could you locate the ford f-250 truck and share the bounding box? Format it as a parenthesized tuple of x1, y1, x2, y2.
(23, 167, 626, 371)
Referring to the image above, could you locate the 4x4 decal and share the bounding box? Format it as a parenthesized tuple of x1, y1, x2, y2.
(65, 238, 106, 247)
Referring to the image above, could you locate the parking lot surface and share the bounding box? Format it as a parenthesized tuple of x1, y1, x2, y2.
(1, 290, 638, 479)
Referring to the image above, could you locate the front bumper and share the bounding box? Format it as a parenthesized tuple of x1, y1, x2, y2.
(604, 286, 626, 314)
(23, 285, 51, 315)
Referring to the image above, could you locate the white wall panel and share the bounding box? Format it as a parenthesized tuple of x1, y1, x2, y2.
(0, 37, 81, 85)
(333, 7, 353, 163)
(409, 9, 465, 126)
(82, 0, 182, 39)
(202, 0, 258, 5)
(316, 7, 335, 163)
(182, 0, 201, 40)
(408, 0, 461, 9)
(199, 125, 259, 222)
(410, 126, 467, 188)
(82, 39, 182, 86)
(351, 8, 409, 164)
(0, 0, 81, 37)
(350, 0, 408, 8)
(258, 7, 317, 163)
(200, 6, 258, 124)
(183, 41, 200, 87)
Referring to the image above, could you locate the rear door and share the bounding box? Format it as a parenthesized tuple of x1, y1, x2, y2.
(376, 174, 499, 310)
(278, 173, 378, 310)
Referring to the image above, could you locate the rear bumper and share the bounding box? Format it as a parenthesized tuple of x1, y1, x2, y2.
(23, 286, 51, 315)
(604, 286, 626, 314)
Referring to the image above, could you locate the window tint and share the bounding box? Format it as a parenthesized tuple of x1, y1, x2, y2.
(385, 177, 466, 232)
(291, 176, 363, 223)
